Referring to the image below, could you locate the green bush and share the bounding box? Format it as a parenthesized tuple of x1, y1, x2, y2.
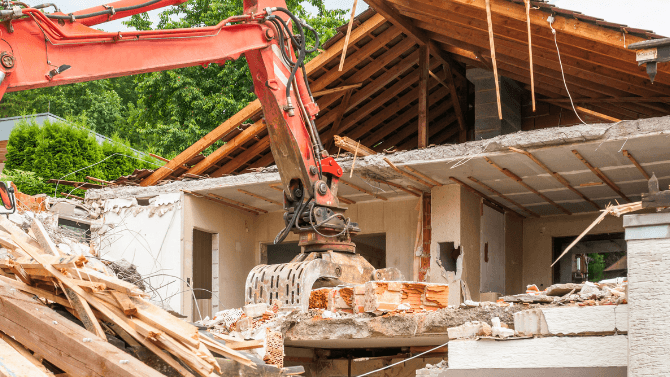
(4, 118, 157, 197)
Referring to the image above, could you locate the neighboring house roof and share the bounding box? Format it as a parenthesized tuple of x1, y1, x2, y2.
(134, 0, 670, 186)
(605, 255, 627, 272)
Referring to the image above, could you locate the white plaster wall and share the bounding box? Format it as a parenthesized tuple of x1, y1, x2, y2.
(430, 184, 461, 283)
(627, 237, 670, 376)
(448, 336, 628, 369)
(93, 196, 183, 313)
(252, 198, 420, 281)
(522, 213, 624, 290)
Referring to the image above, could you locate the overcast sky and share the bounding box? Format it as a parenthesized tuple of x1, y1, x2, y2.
(51, 0, 670, 37)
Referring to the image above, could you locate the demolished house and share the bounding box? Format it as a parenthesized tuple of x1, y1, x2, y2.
(4, 0, 670, 376)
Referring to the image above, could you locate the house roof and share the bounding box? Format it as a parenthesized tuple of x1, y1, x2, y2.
(131, 0, 670, 187)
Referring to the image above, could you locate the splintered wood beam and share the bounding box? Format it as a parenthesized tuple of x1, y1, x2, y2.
(484, 157, 571, 215)
(622, 150, 651, 180)
(340, 179, 388, 201)
(525, 0, 535, 112)
(403, 166, 443, 186)
(467, 176, 539, 217)
(362, 175, 421, 197)
(238, 189, 283, 207)
(86, 176, 113, 185)
(334, 135, 375, 156)
(182, 190, 261, 215)
(383, 158, 434, 188)
(312, 83, 362, 97)
(418, 45, 429, 149)
(449, 177, 525, 218)
(572, 150, 631, 203)
(485, 0, 502, 120)
(338, 0, 358, 71)
(509, 147, 600, 210)
(329, 89, 354, 142)
(61, 192, 85, 201)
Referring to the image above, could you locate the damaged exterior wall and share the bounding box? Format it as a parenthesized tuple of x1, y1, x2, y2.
(92, 194, 183, 313)
(522, 213, 624, 290)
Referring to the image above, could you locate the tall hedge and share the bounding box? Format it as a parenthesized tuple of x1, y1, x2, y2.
(4, 119, 156, 197)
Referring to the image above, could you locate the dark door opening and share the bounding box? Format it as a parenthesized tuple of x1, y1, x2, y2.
(193, 229, 213, 320)
(553, 232, 626, 284)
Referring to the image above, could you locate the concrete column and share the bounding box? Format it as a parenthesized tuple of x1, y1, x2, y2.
(623, 212, 670, 376)
(466, 68, 522, 140)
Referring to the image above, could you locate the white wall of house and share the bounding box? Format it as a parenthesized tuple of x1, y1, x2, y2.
(92, 193, 183, 314)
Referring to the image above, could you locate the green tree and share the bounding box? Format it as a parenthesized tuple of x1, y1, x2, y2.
(587, 253, 606, 282)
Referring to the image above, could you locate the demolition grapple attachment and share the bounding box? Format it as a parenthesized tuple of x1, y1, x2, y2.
(244, 250, 404, 312)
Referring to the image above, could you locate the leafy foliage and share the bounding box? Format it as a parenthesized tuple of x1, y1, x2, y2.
(5, 119, 155, 196)
(587, 253, 606, 282)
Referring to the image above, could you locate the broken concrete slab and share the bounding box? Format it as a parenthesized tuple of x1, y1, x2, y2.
(545, 283, 584, 296)
(514, 305, 629, 336)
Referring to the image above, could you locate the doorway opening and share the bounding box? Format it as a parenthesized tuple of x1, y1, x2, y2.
(192, 229, 217, 320)
(552, 232, 626, 284)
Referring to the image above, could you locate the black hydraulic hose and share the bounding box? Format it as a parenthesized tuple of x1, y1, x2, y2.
(45, 0, 162, 20)
(274, 196, 311, 244)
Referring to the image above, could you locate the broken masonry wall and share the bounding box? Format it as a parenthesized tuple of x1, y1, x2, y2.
(252, 198, 420, 282)
(431, 185, 525, 299)
(182, 194, 258, 320)
(522, 212, 624, 290)
(91, 193, 183, 313)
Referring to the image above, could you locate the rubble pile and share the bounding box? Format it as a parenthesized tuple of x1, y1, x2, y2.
(501, 280, 628, 306)
(0, 214, 291, 377)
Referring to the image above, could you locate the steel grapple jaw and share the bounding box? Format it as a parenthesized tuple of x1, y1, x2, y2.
(244, 250, 404, 312)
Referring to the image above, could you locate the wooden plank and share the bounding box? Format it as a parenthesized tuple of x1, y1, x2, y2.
(224, 339, 264, 351)
(485, 0, 502, 120)
(0, 218, 41, 253)
(238, 189, 282, 207)
(0, 280, 165, 377)
(110, 291, 137, 316)
(59, 282, 107, 340)
(418, 45, 429, 149)
(572, 150, 630, 203)
(0, 331, 53, 375)
(383, 158, 434, 188)
(485, 157, 571, 215)
(329, 88, 354, 143)
(0, 275, 70, 307)
(449, 177, 526, 218)
(186, 120, 265, 176)
(340, 180, 388, 201)
(312, 83, 362, 97)
(208, 193, 268, 214)
(622, 150, 651, 180)
(183, 190, 260, 215)
(338, 0, 359, 71)
(525, 0, 535, 112)
(0, 336, 51, 377)
(508, 147, 600, 210)
(85, 176, 113, 185)
(544, 101, 621, 123)
(362, 175, 421, 197)
(403, 166, 443, 186)
(30, 220, 59, 256)
(211, 136, 271, 176)
(467, 176, 539, 218)
(543, 97, 670, 104)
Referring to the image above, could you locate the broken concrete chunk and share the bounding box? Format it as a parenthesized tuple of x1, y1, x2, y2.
(545, 283, 584, 296)
(244, 303, 269, 319)
(580, 282, 600, 295)
(448, 321, 491, 339)
(514, 309, 549, 336)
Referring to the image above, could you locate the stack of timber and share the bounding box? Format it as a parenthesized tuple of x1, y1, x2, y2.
(0, 216, 273, 377)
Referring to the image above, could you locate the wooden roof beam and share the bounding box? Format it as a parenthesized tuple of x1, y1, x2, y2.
(312, 83, 362, 97)
(544, 97, 670, 104)
(467, 176, 539, 217)
(395, 111, 458, 151)
(449, 177, 526, 218)
(572, 150, 631, 203)
(622, 150, 651, 180)
(383, 158, 434, 188)
(211, 137, 271, 177)
(540, 101, 621, 123)
(484, 157, 571, 215)
(508, 147, 600, 210)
